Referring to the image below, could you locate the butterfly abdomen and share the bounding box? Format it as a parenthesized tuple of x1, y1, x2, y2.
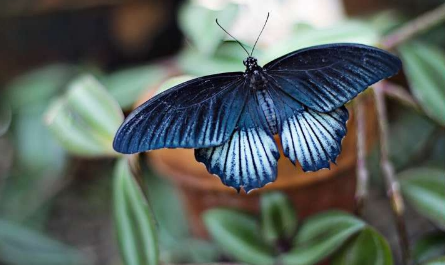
(256, 86, 278, 135)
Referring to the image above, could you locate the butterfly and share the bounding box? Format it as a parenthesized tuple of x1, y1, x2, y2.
(113, 15, 402, 192)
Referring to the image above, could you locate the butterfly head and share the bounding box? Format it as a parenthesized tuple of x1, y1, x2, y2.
(243, 56, 260, 73)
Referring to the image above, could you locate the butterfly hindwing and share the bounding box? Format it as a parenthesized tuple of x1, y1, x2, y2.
(113, 72, 246, 153)
(279, 106, 349, 171)
(195, 88, 280, 192)
(264, 43, 401, 112)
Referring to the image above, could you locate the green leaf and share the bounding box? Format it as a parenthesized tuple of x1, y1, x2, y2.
(282, 211, 365, 265)
(178, 41, 246, 76)
(179, 3, 238, 55)
(424, 256, 445, 265)
(260, 192, 297, 244)
(45, 74, 124, 157)
(333, 227, 393, 265)
(102, 64, 169, 109)
(113, 158, 159, 265)
(264, 21, 380, 63)
(413, 232, 445, 264)
(0, 65, 76, 221)
(0, 219, 91, 265)
(4, 64, 77, 172)
(399, 41, 445, 126)
(0, 101, 11, 136)
(161, 239, 219, 264)
(204, 208, 275, 265)
(156, 75, 194, 96)
(367, 10, 404, 35)
(142, 169, 219, 264)
(367, 106, 436, 182)
(399, 168, 445, 229)
(6, 64, 78, 111)
(388, 107, 436, 169)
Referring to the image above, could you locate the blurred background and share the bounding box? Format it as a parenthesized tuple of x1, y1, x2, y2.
(0, 0, 444, 265)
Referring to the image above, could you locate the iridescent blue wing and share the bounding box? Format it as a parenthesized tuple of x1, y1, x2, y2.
(113, 72, 246, 153)
(269, 77, 349, 172)
(195, 85, 281, 193)
(280, 107, 349, 171)
(264, 43, 401, 112)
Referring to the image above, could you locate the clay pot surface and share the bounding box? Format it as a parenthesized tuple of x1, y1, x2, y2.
(147, 95, 377, 238)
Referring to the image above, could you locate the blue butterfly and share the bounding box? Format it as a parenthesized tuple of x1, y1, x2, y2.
(113, 17, 401, 192)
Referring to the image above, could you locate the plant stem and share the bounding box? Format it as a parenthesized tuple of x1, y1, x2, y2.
(354, 94, 369, 215)
(382, 2, 445, 49)
(374, 83, 410, 264)
(380, 81, 419, 110)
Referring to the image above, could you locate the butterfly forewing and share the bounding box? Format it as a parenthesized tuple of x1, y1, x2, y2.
(113, 72, 246, 153)
(264, 43, 402, 112)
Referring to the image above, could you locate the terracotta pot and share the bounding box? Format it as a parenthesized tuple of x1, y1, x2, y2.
(146, 94, 378, 238)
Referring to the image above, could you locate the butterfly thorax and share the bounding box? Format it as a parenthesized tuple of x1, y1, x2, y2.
(244, 56, 279, 134)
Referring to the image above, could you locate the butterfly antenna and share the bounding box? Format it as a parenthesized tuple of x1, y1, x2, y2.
(216, 18, 250, 56)
(251, 12, 270, 56)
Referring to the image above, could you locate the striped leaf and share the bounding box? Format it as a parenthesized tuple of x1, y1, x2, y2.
(282, 211, 365, 265)
(333, 227, 393, 265)
(113, 158, 159, 265)
(0, 219, 91, 265)
(399, 168, 445, 229)
(260, 192, 297, 244)
(204, 208, 275, 265)
(399, 41, 445, 126)
(45, 74, 123, 157)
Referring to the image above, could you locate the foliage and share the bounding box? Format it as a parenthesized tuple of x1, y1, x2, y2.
(399, 168, 445, 229)
(399, 41, 445, 126)
(0, 219, 91, 265)
(204, 192, 392, 265)
(45, 75, 123, 157)
(413, 232, 445, 264)
(113, 158, 158, 265)
(333, 227, 393, 265)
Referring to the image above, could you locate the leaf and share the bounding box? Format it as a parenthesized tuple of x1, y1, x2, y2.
(0, 219, 91, 265)
(333, 227, 393, 265)
(45, 74, 124, 157)
(260, 192, 297, 244)
(424, 256, 445, 265)
(102, 64, 169, 109)
(0, 101, 11, 136)
(204, 208, 275, 265)
(179, 2, 238, 55)
(156, 75, 194, 96)
(113, 158, 159, 265)
(4, 64, 77, 172)
(6, 64, 78, 111)
(161, 239, 219, 264)
(264, 21, 380, 63)
(367, 106, 436, 182)
(282, 211, 365, 265)
(0, 65, 76, 221)
(141, 169, 219, 264)
(388, 107, 436, 169)
(413, 232, 445, 264)
(399, 41, 445, 126)
(367, 10, 404, 35)
(178, 41, 246, 76)
(399, 168, 445, 229)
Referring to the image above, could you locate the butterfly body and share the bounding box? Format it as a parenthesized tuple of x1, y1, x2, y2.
(113, 43, 402, 192)
(244, 57, 280, 134)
